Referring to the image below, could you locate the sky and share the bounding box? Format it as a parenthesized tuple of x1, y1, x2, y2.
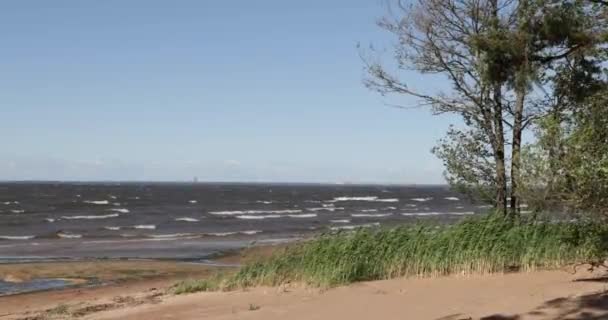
(0, 0, 457, 184)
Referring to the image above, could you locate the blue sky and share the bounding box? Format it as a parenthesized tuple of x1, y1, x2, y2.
(1, 0, 456, 184)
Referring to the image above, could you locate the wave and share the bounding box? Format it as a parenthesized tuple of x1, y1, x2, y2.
(0, 235, 35, 240)
(236, 215, 281, 220)
(83, 200, 109, 205)
(189, 200, 198, 204)
(404, 204, 417, 208)
(10, 210, 25, 214)
(351, 213, 393, 218)
(330, 222, 380, 231)
(61, 213, 119, 220)
(287, 213, 317, 218)
(112, 202, 121, 206)
(360, 209, 378, 212)
(57, 232, 82, 239)
(306, 207, 344, 212)
(104, 226, 121, 231)
(330, 196, 377, 201)
(330, 219, 350, 223)
(329, 196, 399, 203)
(384, 206, 397, 210)
(3, 201, 19, 205)
(109, 195, 117, 199)
(205, 230, 262, 237)
(444, 197, 460, 201)
(256, 201, 273, 204)
(209, 209, 302, 215)
(401, 211, 475, 216)
(411, 197, 433, 202)
(401, 212, 440, 216)
(175, 217, 199, 222)
(148, 233, 193, 238)
(108, 208, 129, 213)
(133, 225, 156, 229)
(45, 218, 56, 223)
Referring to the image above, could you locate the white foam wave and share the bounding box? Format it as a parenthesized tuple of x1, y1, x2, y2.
(45, 218, 56, 223)
(3, 201, 19, 205)
(404, 204, 417, 208)
(133, 225, 156, 229)
(330, 219, 351, 223)
(331, 196, 377, 201)
(236, 215, 281, 220)
(0, 235, 35, 240)
(449, 211, 475, 215)
(148, 233, 194, 239)
(189, 200, 198, 204)
(351, 213, 393, 218)
(10, 210, 24, 214)
(241, 230, 261, 235)
(109, 195, 117, 199)
(384, 206, 397, 210)
(61, 213, 119, 220)
(411, 197, 433, 202)
(84, 200, 109, 205)
(104, 226, 121, 231)
(256, 201, 273, 204)
(360, 209, 378, 212)
(209, 209, 302, 215)
(444, 197, 460, 201)
(330, 223, 380, 231)
(57, 232, 82, 239)
(175, 217, 199, 222)
(306, 207, 344, 212)
(108, 208, 129, 213)
(206, 230, 262, 237)
(329, 196, 399, 203)
(401, 211, 474, 216)
(112, 203, 121, 206)
(401, 212, 440, 216)
(288, 213, 317, 218)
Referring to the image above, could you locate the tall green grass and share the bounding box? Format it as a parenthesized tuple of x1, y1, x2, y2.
(175, 214, 608, 293)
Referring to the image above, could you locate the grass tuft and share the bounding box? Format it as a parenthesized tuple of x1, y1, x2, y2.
(179, 214, 608, 292)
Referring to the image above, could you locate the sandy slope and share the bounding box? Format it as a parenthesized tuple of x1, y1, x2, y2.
(83, 270, 608, 320)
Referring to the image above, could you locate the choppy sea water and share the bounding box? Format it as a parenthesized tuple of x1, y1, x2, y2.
(0, 182, 488, 262)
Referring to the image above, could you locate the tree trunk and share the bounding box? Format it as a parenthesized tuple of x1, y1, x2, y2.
(493, 86, 508, 214)
(510, 88, 525, 215)
(489, 0, 507, 215)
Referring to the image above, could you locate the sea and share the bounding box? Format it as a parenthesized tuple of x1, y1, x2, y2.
(0, 182, 489, 263)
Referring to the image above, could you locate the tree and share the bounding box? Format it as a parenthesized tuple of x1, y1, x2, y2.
(364, 0, 607, 216)
(363, 0, 513, 213)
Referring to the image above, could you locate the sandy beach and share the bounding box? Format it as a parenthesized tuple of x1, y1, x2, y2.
(2, 265, 607, 320)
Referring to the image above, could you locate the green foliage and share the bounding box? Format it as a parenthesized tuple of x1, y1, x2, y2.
(432, 127, 497, 204)
(180, 215, 608, 292)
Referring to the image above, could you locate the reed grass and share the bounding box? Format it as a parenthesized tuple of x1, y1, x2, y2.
(174, 214, 608, 293)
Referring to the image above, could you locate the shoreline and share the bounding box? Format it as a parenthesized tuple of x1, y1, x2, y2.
(2, 267, 607, 320)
